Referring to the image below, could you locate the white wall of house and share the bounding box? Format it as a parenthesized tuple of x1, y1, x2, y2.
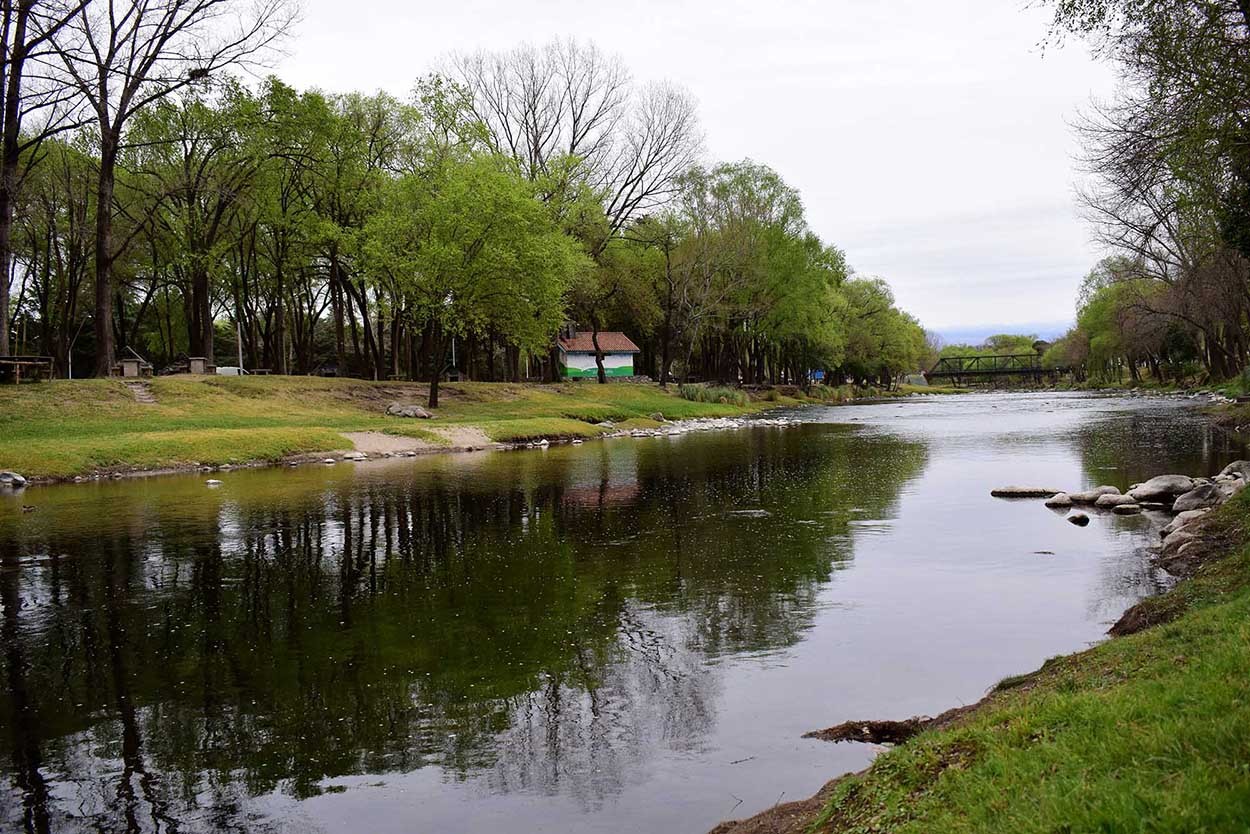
(561, 351, 634, 377)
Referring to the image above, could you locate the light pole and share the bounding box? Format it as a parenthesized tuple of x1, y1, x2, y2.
(67, 316, 91, 379)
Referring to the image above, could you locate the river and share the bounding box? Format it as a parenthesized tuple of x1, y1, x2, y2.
(0, 392, 1242, 834)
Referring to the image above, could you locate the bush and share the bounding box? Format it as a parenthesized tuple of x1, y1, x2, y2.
(804, 384, 855, 402)
(678, 383, 748, 407)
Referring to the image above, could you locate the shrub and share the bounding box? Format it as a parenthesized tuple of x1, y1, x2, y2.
(678, 383, 748, 407)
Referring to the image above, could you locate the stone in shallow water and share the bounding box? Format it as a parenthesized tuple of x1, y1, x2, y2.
(1111, 503, 1142, 515)
(0, 470, 27, 488)
(1044, 492, 1072, 508)
(1069, 486, 1120, 504)
(1067, 512, 1090, 526)
(990, 486, 1063, 498)
(1095, 492, 1137, 508)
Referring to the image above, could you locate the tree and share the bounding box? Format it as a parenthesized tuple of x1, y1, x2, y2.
(126, 82, 262, 360)
(48, 0, 293, 375)
(365, 154, 586, 407)
(448, 39, 702, 382)
(0, 0, 85, 356)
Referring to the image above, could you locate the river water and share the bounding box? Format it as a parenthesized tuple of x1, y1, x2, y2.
(0, 392, 1242, 834)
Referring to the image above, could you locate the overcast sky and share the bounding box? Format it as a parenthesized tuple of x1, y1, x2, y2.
(274, 0, 1117, 338)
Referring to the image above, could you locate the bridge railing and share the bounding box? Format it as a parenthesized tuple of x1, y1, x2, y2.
(927, 354, 1047, 376)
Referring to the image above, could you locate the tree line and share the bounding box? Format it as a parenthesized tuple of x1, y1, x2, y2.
(0, 4, 927, 404)
(1041, 0, 1250, 385)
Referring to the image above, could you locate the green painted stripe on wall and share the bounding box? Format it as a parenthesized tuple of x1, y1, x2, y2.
(561, 365, 635, 378)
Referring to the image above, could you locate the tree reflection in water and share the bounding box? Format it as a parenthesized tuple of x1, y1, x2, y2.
(0, 425, 928, 832)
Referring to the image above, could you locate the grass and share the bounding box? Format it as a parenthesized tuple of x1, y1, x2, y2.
(807, 491, 1250, 834)
(678, 383, 750, 406)
(0, 376, 800, 479)
(0, 375, 948, 480)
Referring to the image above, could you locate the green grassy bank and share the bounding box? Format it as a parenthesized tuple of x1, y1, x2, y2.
(0, 376, 821, 480)
(727, 493, 1250, 834)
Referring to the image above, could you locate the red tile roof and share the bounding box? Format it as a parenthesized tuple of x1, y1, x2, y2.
(558, 331, 641, 353)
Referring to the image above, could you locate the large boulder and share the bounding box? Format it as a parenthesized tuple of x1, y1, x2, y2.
(386, 403, 432, 419)
(1069, 486, 1120, 504)
(1218, 460, 1250, 481)
(0, 471, 26, 488)
(1129, 475, 1195, 504)
(1172, 483, 1224, 513)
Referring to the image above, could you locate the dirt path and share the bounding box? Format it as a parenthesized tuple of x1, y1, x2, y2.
(339, 426, 496, 455)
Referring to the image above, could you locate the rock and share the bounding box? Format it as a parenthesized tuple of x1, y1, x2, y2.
(205, 479, 223, 486)
(1129, 475, 1195, 504)
(1172, 483, 1224, 513)
(1068, 486, 1120, 504)
(1161, 508, 1211, 536)
(1067, 512, 1090, 526)
(1161, 529, 1199, 558)
(386, 403, 432, 419)
(1218, 460, 1250, 480)
(1111, 503, 1142, 515)
(322, 458, 337, 465)
(0, 470, 27, 488)
(1044, 492, 1073, 508)
(342, 451, 368, 461)
(990, 486, 1064, 498)
(1095, 492, 1137, 508)
(649, 412, 666, 422)
(1218, 478, 1247, 500)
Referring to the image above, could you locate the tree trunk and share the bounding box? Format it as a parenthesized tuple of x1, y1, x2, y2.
(93, 129, 120, 376)
(591, 320, 607, 384)
(428, 322, 444, 409)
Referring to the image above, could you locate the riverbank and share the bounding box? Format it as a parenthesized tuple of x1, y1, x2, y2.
(710, 483, 1250, 833)
(0, 376, 955, 483)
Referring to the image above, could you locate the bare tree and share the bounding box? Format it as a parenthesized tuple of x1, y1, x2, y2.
(447, 39, 701, 382)
(0, 0, 86, 357)
(447, 38, 702, 246)
(46, 0, 294, 375)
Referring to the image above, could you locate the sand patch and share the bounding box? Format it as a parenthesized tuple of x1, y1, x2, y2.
(430, 425, 495, 449)
(340, 427, 496, 455)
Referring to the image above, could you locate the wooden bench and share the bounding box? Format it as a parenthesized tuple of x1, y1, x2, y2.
(0, 356, 53, 384)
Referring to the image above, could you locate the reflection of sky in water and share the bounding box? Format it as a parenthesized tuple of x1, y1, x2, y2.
(0, 392, 1243, 834)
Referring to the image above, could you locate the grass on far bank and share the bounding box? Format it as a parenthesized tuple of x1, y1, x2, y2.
(0, 375, 811, 479)
(806, 492, 1250, 834)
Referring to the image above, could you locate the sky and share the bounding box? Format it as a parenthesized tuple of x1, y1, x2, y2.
(273, 0, 1119, 340)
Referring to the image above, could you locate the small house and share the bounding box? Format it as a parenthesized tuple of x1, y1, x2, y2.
(557, 331, 640, 379)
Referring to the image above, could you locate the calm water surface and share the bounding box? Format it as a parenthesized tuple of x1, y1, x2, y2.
(0, 392, 1242, 833)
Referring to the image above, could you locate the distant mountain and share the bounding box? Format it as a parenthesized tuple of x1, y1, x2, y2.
(933, 322, 1072, 347)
